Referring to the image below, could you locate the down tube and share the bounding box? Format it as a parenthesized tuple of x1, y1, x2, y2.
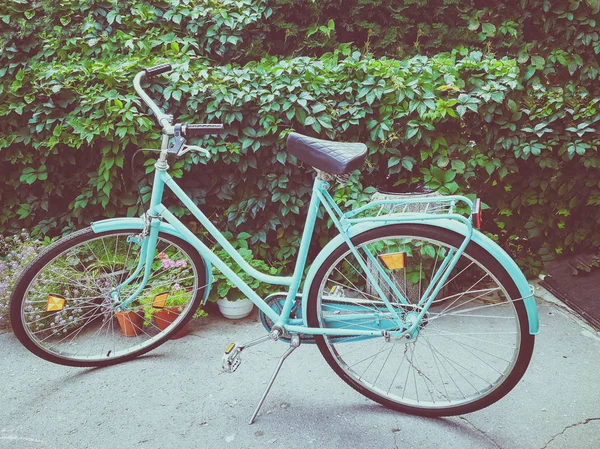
(155, 205, 280, 323)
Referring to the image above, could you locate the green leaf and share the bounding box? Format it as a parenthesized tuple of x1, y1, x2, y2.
(106, 10, 117, 24)
(402, 158, 414, 171)
(365, 91, 376, 105)
(388, 156, 400, 168)
(568, 62, 578, 76)
(451, 160, 466, 173)
(531, 56, 545, 68)
(406, 127, 419, 139)
(317, 115, 332, 129)
(482, 23, 496, 36)
(312, 103, 326, 114)
(304, 116, 316, 126)
(17, 204, 31, 219)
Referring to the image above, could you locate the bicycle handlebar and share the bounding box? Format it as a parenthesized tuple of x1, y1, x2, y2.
(133, 70, 172, 130)
(144, 63, 172, 77)
(184, 123, 224, 137)
(133, 63, 224, 140)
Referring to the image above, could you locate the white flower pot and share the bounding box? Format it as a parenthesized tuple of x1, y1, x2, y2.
(217, 297, 254, 319)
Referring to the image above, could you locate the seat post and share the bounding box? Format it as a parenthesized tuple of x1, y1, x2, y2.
(316, 169, 350, 187)
(315, 169, 334, 182)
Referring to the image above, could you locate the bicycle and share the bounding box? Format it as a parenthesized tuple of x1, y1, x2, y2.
(10, 63, 538, 423)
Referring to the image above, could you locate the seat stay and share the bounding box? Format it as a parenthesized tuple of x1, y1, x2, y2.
(315, 187, 407, 327)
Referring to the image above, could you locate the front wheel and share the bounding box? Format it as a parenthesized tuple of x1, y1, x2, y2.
(10, 227, 207, 367)
(306, 224, 534, 416)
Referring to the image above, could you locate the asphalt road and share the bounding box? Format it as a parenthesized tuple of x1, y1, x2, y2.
(1, 288, 599, 449)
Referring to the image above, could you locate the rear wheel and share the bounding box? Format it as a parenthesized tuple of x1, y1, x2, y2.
(10, 227, 206, 367)
(307, 224, 534, 416)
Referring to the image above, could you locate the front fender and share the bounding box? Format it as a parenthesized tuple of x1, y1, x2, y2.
(300, 219, 539, 335)
(90, 217, 212, 304)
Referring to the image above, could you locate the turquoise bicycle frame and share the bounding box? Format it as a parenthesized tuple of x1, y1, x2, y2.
(91, 146, 539, 338)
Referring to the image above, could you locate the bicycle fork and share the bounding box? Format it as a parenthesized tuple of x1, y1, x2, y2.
(108, 214, 161, 310)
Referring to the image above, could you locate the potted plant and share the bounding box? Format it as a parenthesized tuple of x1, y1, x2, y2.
(139, 285, 208, 339)
(138, 251, 207, 339)
(115, 308, 145, 337)
(209, 246, 280, 320)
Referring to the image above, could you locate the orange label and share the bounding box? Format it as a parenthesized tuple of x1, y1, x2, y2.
(46, 295, 65, 312)
(152, 292, 169, 308)
(379, 252, 406, 270)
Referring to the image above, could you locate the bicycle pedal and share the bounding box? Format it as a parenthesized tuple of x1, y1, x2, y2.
(221, 343, 242, 373)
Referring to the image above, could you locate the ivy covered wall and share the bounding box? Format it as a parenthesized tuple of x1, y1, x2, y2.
(1, 0, 599, 275)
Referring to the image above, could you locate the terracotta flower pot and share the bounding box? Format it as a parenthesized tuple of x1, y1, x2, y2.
(153, 307, 189, 339)
(115, 310, 144, 337)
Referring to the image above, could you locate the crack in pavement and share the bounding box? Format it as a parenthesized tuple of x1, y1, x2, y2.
(540, 417, 600, 449)
(392, 415, 401, 449)
(458, 416, 503, 449)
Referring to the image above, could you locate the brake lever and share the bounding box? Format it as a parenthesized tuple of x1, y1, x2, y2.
(177, 144, 211, 158)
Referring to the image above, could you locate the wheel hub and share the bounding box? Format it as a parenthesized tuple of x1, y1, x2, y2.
(403, 310, 428, 342)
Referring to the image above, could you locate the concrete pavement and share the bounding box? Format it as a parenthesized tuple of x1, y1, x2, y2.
(1, 287, 599, 449)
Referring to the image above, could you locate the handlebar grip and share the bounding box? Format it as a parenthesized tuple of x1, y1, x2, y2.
(144, 63, 172, 77)
(184, 124, 224, 137)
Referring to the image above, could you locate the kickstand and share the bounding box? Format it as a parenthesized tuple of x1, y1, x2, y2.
(249, 334, 300, 424)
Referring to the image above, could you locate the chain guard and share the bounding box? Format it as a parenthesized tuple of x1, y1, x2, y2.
(259, 294, 419, 344)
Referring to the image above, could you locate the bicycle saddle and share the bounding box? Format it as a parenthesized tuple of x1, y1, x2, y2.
(286, 132, 368, 175)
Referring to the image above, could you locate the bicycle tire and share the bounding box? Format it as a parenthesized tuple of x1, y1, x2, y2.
(306, 223, 534, 416)
(10, 227, 207, 367)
